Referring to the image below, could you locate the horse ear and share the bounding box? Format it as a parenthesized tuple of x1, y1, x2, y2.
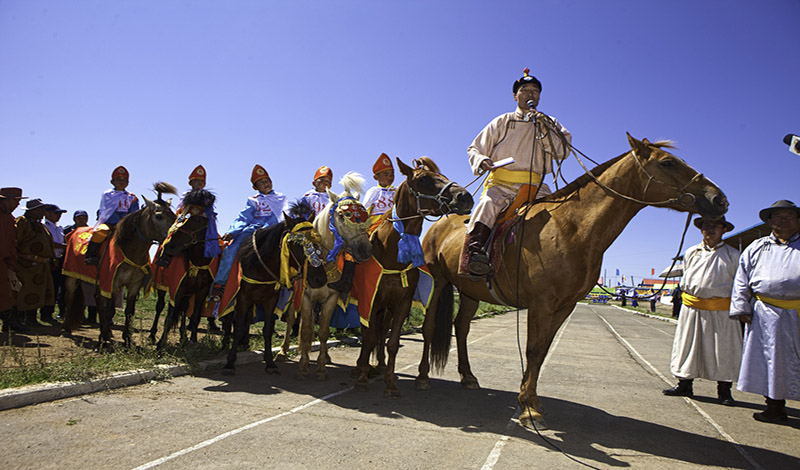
(396, 157, 414, 178)
(142, 196, 153, 207)
(165, 198, 173, 207)
(626, 133, 652, 160)
(327, 188, 339, 204)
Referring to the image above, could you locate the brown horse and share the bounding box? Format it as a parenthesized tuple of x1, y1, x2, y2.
(415, 134, 729, 428)
(154, 189, 218, 349)
(221, 202, 328, 375)
(62, 183, 177, 349)
(289, 173, 373, 380)
(354, 157, 473, 397)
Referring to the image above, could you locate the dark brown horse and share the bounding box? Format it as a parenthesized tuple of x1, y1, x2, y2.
(354, 157, 473, 397)
(222, 201, 328, 375)
(415, 135, 729, 428)
(154, 189, 218, 349)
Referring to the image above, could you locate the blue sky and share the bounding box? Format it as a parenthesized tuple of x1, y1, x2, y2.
(2, 1, 798, 285)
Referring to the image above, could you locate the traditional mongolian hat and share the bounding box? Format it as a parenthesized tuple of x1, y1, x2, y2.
(313, 166, 333, 181)
(693, 215, 734, 233)
(111, 166, 130, 180)
(251, 164, 270, 184)
(0, 187, 27, 199)
(189, 165, 207, 182)
(759, 199, 800, 223)
(372, 153, 393, 176)
(513, 67, 542, 94)
(25, 198, 48, 211)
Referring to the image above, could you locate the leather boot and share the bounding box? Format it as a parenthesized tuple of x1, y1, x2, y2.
(207, 284, 225, 303)
(25, 310, 43, 328)
(753, 397, 788, 423)
(717, 381, 735, 406)
(663, 378, 693, 397)
(329, 260, 355, 293)
(1, 310, 29, 333)
(465, 223, 492, 276)
(40, 306, 56, 324)
(84, 241, 101, 265)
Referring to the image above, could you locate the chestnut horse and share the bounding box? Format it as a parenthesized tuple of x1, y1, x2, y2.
(221, 202, 328, 375)
(354, 157, 473, 397)
(287, 173, 373, 380)
(61, 183, 177, 349)
(415, 134, 729, 429)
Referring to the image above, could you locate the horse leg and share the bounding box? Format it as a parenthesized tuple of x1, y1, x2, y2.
(156, 302, 179, 351)
(355, 319, 380, 391)
(222, 309, 248, 375)
(454, 294, 480, 389)
(295, 296, 313, 380)
(314, 292, 338, 380)
(415, 280, 451, 390)
(384, 299, 411, 399)
(149, 289, 167, 344)
(187, 295, 203, 344)
(221, 313, 232, 350)
(375, 308, 390, 370)
(122, 291, 138, 350)
(97, 296, 115, 349)
(277, 304, 296, 361)
(262, 304, 280, 374)
(60, 276, 80, 336)
(518, 305, 573, 430)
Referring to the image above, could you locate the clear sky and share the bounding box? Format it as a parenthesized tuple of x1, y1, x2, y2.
(2, 1, 798, 286)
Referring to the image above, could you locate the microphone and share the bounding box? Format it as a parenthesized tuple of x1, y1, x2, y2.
(526, 100, 537, 110)
(526, 100, 537, 123)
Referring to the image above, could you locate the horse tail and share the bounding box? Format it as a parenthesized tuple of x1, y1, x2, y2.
(430, 281, 454, 374)
(339, 172, 365, 199)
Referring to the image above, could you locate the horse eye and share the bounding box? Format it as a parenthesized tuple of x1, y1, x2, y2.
(155, 214, 164, 220)
(343, 210, 352, 218)
(659, 159, 675, 168)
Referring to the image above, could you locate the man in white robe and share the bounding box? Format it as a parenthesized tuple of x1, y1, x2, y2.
(731, 199, 800, 423)
(663, 216, 741, 405)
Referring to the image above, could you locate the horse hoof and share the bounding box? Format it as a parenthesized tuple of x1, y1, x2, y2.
(519, 410, 548, 431)
(415, 378, 431, 391)
(265, 367, 280, 375)
(460, 378, 480, 390)
(295, 371, 310, 380)
(315, 372, 328, 381)
(275, 353, 288, 362)
(355, 382, 368, 392)
(349, 367, 361, 378)
(384, 389, 401, 399)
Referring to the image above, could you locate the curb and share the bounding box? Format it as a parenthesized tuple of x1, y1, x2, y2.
(0, 336, 359, 412)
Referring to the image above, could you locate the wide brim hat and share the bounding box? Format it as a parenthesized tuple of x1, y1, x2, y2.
(189, 165, 207, 182)
(251, 164, 270, 184)
(759, 199, 800, 223)
(111, 165, 130, 180)
(313, 165, 333, 181)
(25, 198, 48, 211)
(693, 215, 734, 233)
(44, 204, 67, 213)
(372, 153, 393, 176)
(0, 187, 27, 199)
(513, 67, 542, 94)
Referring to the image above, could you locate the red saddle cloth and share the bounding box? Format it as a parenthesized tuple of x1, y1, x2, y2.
(151, 253, 220, 317)
(62, 227, 98, 283)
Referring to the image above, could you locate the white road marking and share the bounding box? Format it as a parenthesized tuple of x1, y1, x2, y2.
(595, 310, 764, 470)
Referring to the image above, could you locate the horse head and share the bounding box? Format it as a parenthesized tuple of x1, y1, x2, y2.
(283, 204, 327, 289)
(316, 172, 373, 263)
(160, 191, 215, 257)
(623, 134, 728, 218)
(396, 157, 474, 217)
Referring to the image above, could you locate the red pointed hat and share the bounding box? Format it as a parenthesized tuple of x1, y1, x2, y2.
(111, 166, 129, 180)
(189, 165, 206, 181)
(314, 166, 333, 181)
(251, 164, 270, 184)
(372, 153, 393, 176)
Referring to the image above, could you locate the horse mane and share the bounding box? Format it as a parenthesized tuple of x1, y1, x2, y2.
(339, 172, 365, 199)
(114, 207, 145, 245)
(288, 199, 314, 222)
(414, 156, 441, 174)
(237, 221, 287, 272)
(314, 202, 334, 249)
(181, 189, 216, 211)
(544, 140, 676, 201)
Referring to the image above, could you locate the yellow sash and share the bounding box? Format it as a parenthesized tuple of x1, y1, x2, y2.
(681, 292, 731, 311)
(484, 168, 542, 193)
(755, 294, 800, 310)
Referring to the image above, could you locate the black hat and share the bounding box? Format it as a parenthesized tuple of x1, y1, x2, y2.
(44, 204, 67, 213)
(513, 67, 542, 94)
(759, 200, 800, 223)
(693, 216, 734, 233)
(25, 198, 47, 211)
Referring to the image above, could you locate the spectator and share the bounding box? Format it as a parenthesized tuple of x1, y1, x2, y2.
(41, 204, 67, 323)
(12, 199, 56, 327)
(63, 209, 89, 238)
(671, 285, 683, 318)
(663, 216, 740, 405)
(0, 187, 27, 332)
(731, 200, 800, 422)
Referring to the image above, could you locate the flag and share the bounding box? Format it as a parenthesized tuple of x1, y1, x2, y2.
(616, 269, 620, 276)
(651, 268, 655, 275)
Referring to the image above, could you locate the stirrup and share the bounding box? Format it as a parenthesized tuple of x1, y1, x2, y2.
(207, 284, 224, 303)
(467, 253, 491, 276)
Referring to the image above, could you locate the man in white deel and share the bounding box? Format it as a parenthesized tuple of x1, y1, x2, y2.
(663, 216, 741, 405)
(730, 199, 800, 423)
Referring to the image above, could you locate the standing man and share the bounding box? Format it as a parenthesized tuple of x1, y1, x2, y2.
(0, 187, 27, 332)
(64, 209, 89, 238)
(464, 68, 572, 276)
(41, 204, 67, 323)
(663, 216, 741, 405)
(731, 200, 800, 423)
(13, 199, 56, 327)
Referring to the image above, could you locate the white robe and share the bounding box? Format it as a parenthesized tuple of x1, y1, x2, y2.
(731, 233, 800, 400)
(670, 241, 742, 381)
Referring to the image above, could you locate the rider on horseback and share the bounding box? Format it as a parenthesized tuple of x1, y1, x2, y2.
(462, 68, 572, 277)
(84, 166, 139, 265)
(300, 166, 333, 216)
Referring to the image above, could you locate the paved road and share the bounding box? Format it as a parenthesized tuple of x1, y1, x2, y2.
(1, 303, 798, 469)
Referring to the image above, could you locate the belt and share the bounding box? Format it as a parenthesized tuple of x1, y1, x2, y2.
(755, 294, 800, 310)
(681, 292, 731, 311)
(484, 168, 542, 194)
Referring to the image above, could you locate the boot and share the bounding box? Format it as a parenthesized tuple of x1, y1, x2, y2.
(753, 397, 788, 423)
(464, 223, 492, 276)
(40, 306, 56, 324)
(207, 284, 224, 303)
(1, 310, 29, 333)
(717, 381, 735, 406)
(662, 378, 693, 397)
(24, 310, 43, 328)
(157, 253, 173, 268)
(329, 260, 355, 293)
(84, 241, 101, 265)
